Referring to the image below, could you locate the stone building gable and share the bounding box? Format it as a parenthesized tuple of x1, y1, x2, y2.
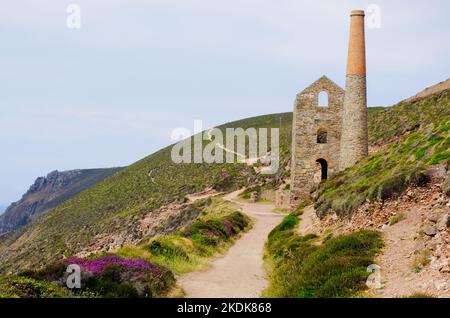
(290, 76, 344, 205)
(296, 76, 344, 110)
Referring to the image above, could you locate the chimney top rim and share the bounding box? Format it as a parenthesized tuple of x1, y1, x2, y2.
(350, 10, 365, 17)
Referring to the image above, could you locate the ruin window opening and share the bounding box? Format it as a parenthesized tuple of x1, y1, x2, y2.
(316, 158, 328, 180)
(318, 91, 329, 107)
(317, 128, 328, 144)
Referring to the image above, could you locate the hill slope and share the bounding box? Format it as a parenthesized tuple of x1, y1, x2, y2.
(1, 87, 448, 274)
(0, 114, 292, 272)
(0, 168, 123, 233)
(316, 89, 450, 217)
(402, 78, 450, 104)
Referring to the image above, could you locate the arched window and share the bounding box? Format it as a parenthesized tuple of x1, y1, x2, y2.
(316, 158, 328, 180)
(317, 128, 328, 144)
(318, 91, 329, 107)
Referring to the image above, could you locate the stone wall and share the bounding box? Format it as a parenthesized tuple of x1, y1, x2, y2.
(290, 76, 344, 206)
(339, 74, 368, 170)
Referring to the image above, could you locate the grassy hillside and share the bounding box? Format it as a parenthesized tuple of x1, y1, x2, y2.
(2, 88, 447, 273)
(264, 89, 449, 298)
(0, 113, 292, 273)
(2, 198, 250, 298)
(368, 90, 450, 145)
(316, 89, 450, 217)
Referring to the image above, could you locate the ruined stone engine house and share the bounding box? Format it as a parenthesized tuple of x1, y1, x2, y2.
(289, 10, 369, 206)
(290, 76, 344, 203)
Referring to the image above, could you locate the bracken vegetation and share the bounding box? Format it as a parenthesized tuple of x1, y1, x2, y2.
(263, 202, 383, 298)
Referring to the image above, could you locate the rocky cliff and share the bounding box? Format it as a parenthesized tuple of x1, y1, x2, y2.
(0, 168, 123, 233)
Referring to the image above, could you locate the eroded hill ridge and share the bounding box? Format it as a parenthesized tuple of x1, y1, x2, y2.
(0, 168, 122, 233)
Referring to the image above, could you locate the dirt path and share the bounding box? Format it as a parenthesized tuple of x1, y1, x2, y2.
(178, 189, 286, 298)
(372, 202, 449, 297)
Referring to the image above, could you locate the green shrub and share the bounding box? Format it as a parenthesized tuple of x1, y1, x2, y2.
(377, 174, 408, 200)
(224, 212, 250, 232)
(0, 276, 70, 298)
(407, 293, 434, 298)
(190, 233, 220, 247)
(78, 262, 176, 298)
(265, 212, 383, 299)
(267, 203, 316, 259)
(18, 261, 68, 283)
(181, 210, 250, 242)
(148, 239, 190, 261)
(389, 213, 406, 225)
(271, 215, 298, 233)
(84, 266, 139, 298)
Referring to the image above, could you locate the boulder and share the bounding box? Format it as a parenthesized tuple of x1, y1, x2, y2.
(424, 164, 447, 182)
(440, 264, 450, 273)
(437, 214, 449, 231)
(423, 225, 438, 237)
(427, 212, 439, 223)
(250, 191, 259, 203)
(442, 174, 450, 197)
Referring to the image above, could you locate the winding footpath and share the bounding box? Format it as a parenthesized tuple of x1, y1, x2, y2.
(178, 189, 285, 298)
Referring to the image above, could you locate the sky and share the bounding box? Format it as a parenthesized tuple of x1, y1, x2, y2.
(0, 0, 449, 206)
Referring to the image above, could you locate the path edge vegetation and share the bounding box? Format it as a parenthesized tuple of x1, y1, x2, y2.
(1, 197, 252, 298)
(262, 200, 383, 298)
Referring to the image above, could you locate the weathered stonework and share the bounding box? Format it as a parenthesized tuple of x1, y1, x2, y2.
(290, 76, 344, 206)
(339, 74, 368, 170)
(289, 10, 368, 207)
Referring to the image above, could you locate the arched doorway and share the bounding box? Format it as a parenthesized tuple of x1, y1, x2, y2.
(316, 158, 328, 180)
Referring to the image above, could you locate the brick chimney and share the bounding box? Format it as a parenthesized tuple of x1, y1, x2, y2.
(339, 10, 368, 170)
